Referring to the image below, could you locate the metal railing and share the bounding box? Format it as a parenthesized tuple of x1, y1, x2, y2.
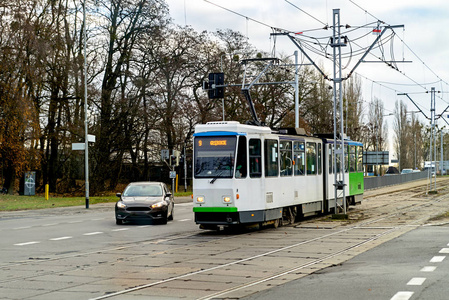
(365, 171, 429, 190)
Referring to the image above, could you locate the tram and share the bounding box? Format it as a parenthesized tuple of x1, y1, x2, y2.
(192, 121, 364, 230)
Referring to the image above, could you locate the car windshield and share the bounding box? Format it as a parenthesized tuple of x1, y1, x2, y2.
(123, 185, 163, 197)
(194, 136, 237, 178)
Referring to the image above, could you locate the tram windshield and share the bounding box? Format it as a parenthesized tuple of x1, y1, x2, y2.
(194, 136, 237, 178)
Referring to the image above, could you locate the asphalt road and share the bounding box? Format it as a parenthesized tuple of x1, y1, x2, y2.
(2, 181, 449, 299)
(244, 224, 449, 300)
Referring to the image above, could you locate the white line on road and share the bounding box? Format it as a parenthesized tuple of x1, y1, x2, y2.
(67, 220, 82, 224)
(390, 291, 414, 300)
(420, 266, 437, 272)
(407, 277, 426, 286)
(14, 241, 40, 246)
(430, 256, 445, 263)
(13, 226, 32, 230)
(177, 219, 191, 222)
(438, 248, 449, 254)
(111, 228, 129, 232)
(50, 236, 73, 241)
(83, 232, 103, 236)
(42, 223, 58, 227)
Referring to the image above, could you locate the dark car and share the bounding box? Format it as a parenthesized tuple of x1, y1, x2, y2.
(115, 182, 174, 225)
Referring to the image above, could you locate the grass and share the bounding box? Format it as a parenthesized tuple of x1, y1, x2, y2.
(0, 191, 192, 211)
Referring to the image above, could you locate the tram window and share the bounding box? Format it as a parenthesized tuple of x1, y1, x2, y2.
(249, 139, 262, 178)
(328, 144, 333, 174)
(194, 136, 236, 178)
(345, 145, 349, 173)
(280, 141, 293, 176)
(235, 136, 247, 178)
(306, 142, 316, 175)
(293, 141, 305, 176)
(318, 143, 322, 175)
(336, 145, 341, 173)
(357, 146, 363, 172)
(264, 139, 279, 177)
(349, 145, 356, 172)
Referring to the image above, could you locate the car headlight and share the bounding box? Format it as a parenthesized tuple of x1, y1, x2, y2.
(117, 201, 126, 209)
(151, 202, 165, 209)
(196, 196, 205, 203)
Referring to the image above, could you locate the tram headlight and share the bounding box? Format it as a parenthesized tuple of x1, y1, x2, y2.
(196, 196, 205, 203)
(223, 196, 232, 204)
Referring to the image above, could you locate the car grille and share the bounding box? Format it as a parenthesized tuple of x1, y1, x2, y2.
(126, 207, 150, 211)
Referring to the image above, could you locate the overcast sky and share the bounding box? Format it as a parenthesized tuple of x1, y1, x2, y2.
(165, 0, 449, 142)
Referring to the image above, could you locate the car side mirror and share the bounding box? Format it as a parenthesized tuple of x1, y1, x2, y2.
(165, 193, 172, 200)
(116, 193, 121, 198)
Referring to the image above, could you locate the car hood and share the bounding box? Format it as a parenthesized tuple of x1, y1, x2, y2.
(120, 197, 164, 206)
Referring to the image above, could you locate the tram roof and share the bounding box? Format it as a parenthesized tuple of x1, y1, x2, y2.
(194, 121, 272, 136)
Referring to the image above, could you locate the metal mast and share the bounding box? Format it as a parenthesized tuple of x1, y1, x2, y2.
(331, 9, 346, 214)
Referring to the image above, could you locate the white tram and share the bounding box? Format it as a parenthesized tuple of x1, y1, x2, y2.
(192, 121, 363, 230)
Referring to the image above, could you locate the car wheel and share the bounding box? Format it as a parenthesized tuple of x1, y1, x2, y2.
(160, 216, 168, 225)
(116, 218, 123, 225)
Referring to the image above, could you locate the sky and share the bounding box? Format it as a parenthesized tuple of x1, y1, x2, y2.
(165, 0, 449, 154)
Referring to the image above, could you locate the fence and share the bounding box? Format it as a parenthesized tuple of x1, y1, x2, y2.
(364, 171, 429, 190)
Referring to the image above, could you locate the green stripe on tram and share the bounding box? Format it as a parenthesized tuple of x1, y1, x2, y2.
(193, 207, 238, 213)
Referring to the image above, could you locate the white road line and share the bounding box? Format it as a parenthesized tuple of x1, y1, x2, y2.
(91, 218, 105, 221)
(438, 248, 449, 254)
(14, 241, 40, 246)
(42, 223, 58, 227)
(137, 225, 150, 228)
(83, 232, 103, 236)
(391, 291, 414, 300)
(420, 266, 437, 272)
(50, 236, 73, 241)
(177, 219, 191, 222)
(407, 277, 426, 286)
(430, 256, 446, 263)
(13, 226, 32, 230)
(111, 228, 129, 232)
(67, 220, 82, 224)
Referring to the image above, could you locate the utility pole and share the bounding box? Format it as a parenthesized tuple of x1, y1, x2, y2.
(271, 11, 403, 214)
(331, 9, 347, 214)
(83, 0, 89, 209)
(430, 87, 437, 192)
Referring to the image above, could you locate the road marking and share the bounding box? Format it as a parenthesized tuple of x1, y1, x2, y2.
(112, 228, 129, 232)
(438, 248, 449, 254)
(178, 219, 191, 222)
(50, 236, 73, 241)
(138, 225, 150, 228)
(42, 223, 58, 227)
(13, 226, 32, 230)
(68, 220, 82, 224)
(420, 266, 437, 272)
(390, 291, 414, 300)
(407, 277, 426, 286)
(83, 232, 103, 236)
(92, 218, 105, 221)
(14, 241, 40, 246)
(430, 256, 445, 263)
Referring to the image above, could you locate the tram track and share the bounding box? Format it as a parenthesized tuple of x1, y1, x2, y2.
(88, 178, 449, 300)
(3, 179, 449, 299)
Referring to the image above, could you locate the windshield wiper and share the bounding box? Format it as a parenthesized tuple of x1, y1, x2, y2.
(210, 170, 224, 184)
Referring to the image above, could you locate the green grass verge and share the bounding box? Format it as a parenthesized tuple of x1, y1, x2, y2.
(0, 191, 192, 212)
(0, 195, 118, 211)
